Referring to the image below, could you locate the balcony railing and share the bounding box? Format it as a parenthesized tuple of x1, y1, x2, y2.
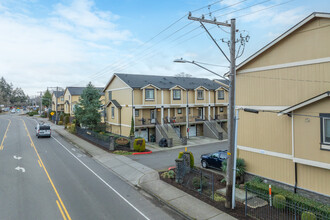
(214, 114, 227, 120)
(135, 118, 156, 126)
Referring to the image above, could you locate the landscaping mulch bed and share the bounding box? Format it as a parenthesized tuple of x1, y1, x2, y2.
(160, 168, 253, 220)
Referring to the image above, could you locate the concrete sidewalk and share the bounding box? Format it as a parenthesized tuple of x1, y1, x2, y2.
(36, 118, 236, 220)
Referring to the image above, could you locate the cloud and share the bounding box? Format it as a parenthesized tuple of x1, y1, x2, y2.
(0, 0, 133, 95)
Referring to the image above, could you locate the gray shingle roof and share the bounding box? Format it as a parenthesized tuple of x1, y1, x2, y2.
(67, 87, 104, 96)
(53, 91, 64, 97)
(214, 79, 230, 86)
(115, 73, 222, 90)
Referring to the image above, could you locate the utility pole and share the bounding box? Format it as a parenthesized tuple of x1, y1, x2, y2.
(226, 18, 236, 209)
(188, 13, 237, 209)
(38, 91, 43, 114)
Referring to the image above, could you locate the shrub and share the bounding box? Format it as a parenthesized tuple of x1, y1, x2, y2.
(222, 158, 246, 177)
(213, 193, 226, 202)
(192, 176, 208, 189)
(168, 170, 175, 179)
(178, 151, 194, 168)
(68, 124, 76, 134)
(64, 116, 70, 125)
(58, 121, 63, 125)
(273, 194, 286, 209)
(301, 211, 317, 220)
(59, 114, 64, 122)
(133, 138, 145, 152)
(161, 170, 175, 179)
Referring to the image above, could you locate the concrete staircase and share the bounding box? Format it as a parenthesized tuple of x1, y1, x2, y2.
(161, 124, 182, 146)
(203, 121, 228, 140)
(213, 121, 228, 139)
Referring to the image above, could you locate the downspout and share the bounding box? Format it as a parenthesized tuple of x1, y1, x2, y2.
(120, 108, 122, 136)
(291, 112, 297, 193)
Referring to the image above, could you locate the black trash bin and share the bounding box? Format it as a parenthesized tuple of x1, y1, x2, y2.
(159, 138, 168, 147)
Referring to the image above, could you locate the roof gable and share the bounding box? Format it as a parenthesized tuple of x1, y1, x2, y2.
(278, 91, 330, 115)
(237, 12, 330, 72)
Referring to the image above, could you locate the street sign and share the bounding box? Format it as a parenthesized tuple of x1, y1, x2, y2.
(50, 112, 54, 116)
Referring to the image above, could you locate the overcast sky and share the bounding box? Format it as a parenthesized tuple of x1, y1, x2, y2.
(0, 0, 329, 96)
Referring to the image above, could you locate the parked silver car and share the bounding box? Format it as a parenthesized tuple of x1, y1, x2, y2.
(36, 124, 51, 138)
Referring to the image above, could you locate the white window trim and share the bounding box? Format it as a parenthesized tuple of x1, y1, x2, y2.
(322, 117, 330, 145)
(197, 90, 204, 100)
(145, 88, 155, 100)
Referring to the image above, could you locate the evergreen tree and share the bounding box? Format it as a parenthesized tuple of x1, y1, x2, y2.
(42, 89, 52, 107)
(74, 82, 101, 129)
(130, 116, 135, 136)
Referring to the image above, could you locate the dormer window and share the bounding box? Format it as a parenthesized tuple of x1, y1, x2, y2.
(108, 91, 112, 100)
(145, 89, 155, 100)
(218, 90, 224, 100)
(173, 89, 181, 100)
(197, 90, 204, 100)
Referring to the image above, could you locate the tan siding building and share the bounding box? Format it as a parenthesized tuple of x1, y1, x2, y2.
(236, 13, 330, 197)
(103, 74, 229, 143)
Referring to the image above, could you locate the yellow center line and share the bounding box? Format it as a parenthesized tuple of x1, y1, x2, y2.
(56, 200, 67, 220)
(21, 119, 71, 220)
(0, 119, 11, 150)
(38, 160, 42, 167)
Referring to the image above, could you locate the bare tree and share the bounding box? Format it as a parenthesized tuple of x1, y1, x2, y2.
(175, 72, 192, 77)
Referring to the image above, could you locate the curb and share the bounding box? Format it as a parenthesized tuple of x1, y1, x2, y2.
(132, 151, 152, 155)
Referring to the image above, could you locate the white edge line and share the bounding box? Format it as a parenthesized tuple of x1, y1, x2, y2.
(51, 136, 150, 220)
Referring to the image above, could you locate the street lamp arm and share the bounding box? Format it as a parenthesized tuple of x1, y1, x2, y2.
(190, 61, 230, 83)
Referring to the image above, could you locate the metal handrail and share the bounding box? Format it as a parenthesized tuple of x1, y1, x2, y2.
(155, 119, 169, 139)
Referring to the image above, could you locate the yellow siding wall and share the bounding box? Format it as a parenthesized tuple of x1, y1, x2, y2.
(242, 18, 330, 70)
(297, 164, 330, 195)
(293, 98, 330, 164)
(240, 150, 295, 185)
(238, 111, 292, 155)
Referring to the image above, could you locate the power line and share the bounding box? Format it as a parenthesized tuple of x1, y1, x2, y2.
(234, 0, 295, 19)
(70, 1, 258, 86)
(209, 0, 249, 14)
(194, 61, 229, 68)
(243, 108, 328, 119)
(214, 0, 272, 19)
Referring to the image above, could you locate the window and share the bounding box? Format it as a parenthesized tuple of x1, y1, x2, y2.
(173, 89, 181, 100)
(60, 97, 64, 101)
(218, 90, 224, 100)
(135, 109, 139, 117)
(145, 89, 155, 100)
(219, 107, 223, 112)
(177, 108, 182, 114)
(111, 107, 115, 119)
(108, 91, 112, 100)
(197, 90, 204, 100)
(320, 113, 330, 149)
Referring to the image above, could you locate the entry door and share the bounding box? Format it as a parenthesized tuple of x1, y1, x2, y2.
(150, 109, 155, 123)
(198, 108, 203, 119)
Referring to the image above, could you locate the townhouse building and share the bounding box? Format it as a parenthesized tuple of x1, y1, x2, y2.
(235, 12, 330, 198)
(63, 87, 105, 116)
(103, 73, 229, 145)
(51, 91, 64, 112)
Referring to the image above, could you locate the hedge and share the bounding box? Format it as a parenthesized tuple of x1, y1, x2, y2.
(245, 179, 330, 217)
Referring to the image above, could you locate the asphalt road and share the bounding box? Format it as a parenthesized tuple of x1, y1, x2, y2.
(0, 114, 185, 220)
(127, 140, 228, 171)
